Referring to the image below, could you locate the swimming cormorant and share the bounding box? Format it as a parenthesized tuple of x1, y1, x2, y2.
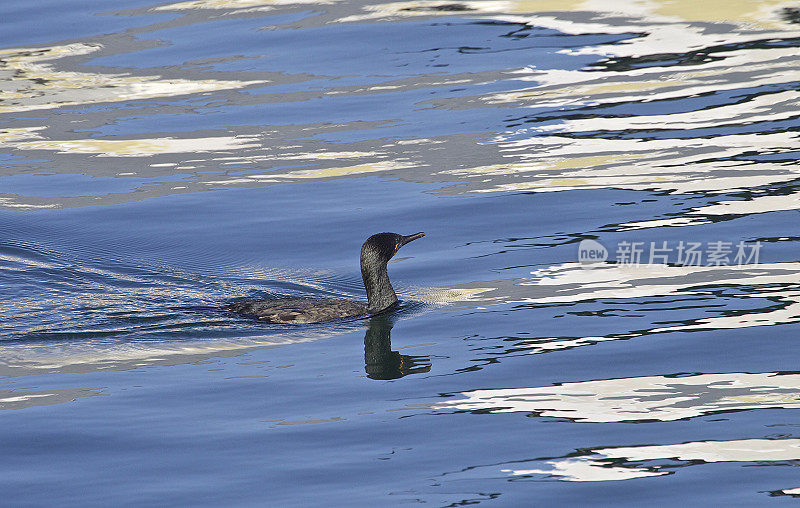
(225, 232, 425, 324)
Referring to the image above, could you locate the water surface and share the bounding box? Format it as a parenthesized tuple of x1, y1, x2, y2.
(1, 0, 799, 505)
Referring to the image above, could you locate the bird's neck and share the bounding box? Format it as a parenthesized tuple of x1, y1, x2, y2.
(361, 260, 397, 314)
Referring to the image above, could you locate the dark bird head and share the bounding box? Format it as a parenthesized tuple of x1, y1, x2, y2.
(361, 232, 425, 263)
(360, 232, 425, 314)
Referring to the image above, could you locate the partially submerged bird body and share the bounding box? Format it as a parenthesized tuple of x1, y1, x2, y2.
(226, 232, 424, 324)
(226, 298, 367, 324)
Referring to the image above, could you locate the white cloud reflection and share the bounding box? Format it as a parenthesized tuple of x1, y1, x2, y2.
(505, 438, 800, 482)
(447, 261, 800, 307)
(439, 262, 800, 349)
(436, 372, 800, 422)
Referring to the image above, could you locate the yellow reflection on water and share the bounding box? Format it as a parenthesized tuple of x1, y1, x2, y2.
(205, 160, 412, 185)
(157, 0, 337, 10)
(14, 135, 261, 157)
(650, 0, 796, 28)
(337, 0, 797, 29)
(0, 127, 46, 143)
(0, 43, 264, 114)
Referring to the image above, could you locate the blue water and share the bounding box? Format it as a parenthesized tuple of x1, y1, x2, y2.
(2, 1, 800, 506)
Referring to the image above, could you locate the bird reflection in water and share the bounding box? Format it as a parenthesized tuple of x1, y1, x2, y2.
(363, 314, 430, 380)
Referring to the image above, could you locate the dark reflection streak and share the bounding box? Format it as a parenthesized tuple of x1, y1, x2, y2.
(572, 117, 800, 141)
(586, 35, 800, 73)
(771, 490, 800, 498)
(756, 236, 800, 243)
(722, 176, 800, 201)
(442, 493, 502, 506)
(363, 314, 431, 380)
(591, 178, 800, 232)
(622, 182, 800, 231)
(567, 302, 725, 316)
(465, 231, 606, 251)
(400, 3, 476, 13)
(508, 80, 800, 127)
(515, 99, 800, 132)
(783, 7, 800, 24)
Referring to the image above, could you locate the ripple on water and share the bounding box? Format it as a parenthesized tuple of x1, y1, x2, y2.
(0, 238, 434, 375)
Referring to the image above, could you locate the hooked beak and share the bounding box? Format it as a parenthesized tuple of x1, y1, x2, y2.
(400, 232, 425, 246)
